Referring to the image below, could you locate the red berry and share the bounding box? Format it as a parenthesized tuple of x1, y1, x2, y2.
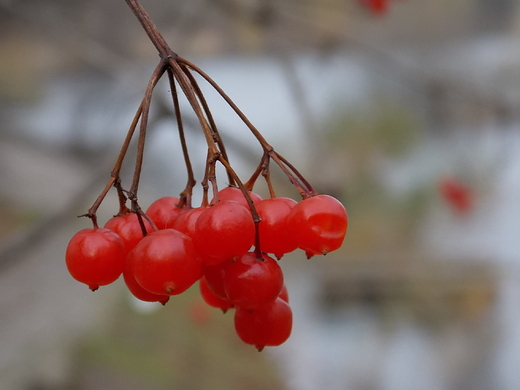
(288, 194, 348, 257)
(145, 196, 185, 229)
(279, 284, 289, 303)
(199, 276, 234, 313)
(193, 201, 255, 264)
(234, 298, 293, 351)
(123, 250, 170, 304)
(203, 261, 231, 300)
(439, 177, 474, 215)
(131, 229, 203, 296)
(65, 228, 126, 291)
(104, 213, 154, 251)
(172, 206, 206, 238)
(256, 197, 298, 259)
(224, 252, 284, 310)
(211, 186, 262, 210)
(359, 0, 388, 14)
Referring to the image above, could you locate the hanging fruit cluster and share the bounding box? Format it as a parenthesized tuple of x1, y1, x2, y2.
(65, 0, 348, 351)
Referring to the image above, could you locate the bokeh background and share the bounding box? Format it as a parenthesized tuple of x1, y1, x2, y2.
(2, 0, 520, 389)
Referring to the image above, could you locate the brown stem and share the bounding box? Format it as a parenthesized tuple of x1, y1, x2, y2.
(167, 69, 196, 208)
(217, 156, 260, 222)
(168, 60, 240, 208)
(261, 158, 277, 199)
(126, 1, 222, 181)
(122, 0, 315, 209)
(124, 0, 174, 59)
(113, 101, 144, 176)
(179, 58, 272, 150)
(133, 202, 158, 235)
(274, 151, 317, 197)
(168, 59, 220, 156)
(244, 154, 267, 191)
(179, 57, 314, 197)
(128, 60, 167, 198)
(179, 63, 235, 186)
(216, 155, 263, 258)
(80, 176, 115, 229)
(267, 150, 310, 197)
(206, 150, 220, 201)
(200, 149, 213, 207)
(81, 101, 144, 225)
(115, 179, 130, 216)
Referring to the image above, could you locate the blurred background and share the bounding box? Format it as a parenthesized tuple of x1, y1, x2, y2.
(1, 0, 520, 389)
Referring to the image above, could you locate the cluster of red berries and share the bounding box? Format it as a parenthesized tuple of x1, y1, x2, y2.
(66, 188, 347, 350)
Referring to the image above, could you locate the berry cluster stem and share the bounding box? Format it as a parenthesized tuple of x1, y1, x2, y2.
(83, 0, 318, 233)
(124, 0, 316, 198)
(166, 69, 195, 209)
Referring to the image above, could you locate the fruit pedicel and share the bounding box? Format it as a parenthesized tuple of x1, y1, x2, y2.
(65, 0, 348, 351)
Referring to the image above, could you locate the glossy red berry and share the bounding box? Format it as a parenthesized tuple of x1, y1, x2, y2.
(288, 194, 348, 257)
(211, 186, 262, 210)
(203, 261, 231, 300)
(256, 197, 298, 259)
(65, 228, 126, 291)
(123, 250, 170, 304)
(172, 206, 206, 238)
(145, 196, 185, 229)
(199, 276, 234, 313)
(234, 298, 293, 351)
(104, 213, 154, 251)
(130, 229, 203, 296)
(279, 284, 289, 303)
(193, 201, 255, 265)
(224, 252, 284, 310)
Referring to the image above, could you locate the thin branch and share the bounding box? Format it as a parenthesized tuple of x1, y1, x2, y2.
(167, 69, 196, 208)
(179, 64, 236, 186)
(128, 60, 168, 198)
(124, 0, 174, 59)
(178, 58, 314, 196)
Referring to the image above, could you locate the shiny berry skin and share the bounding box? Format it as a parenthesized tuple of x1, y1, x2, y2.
(279, 284, 289, 303)
(199, 276, 234, 313)
(288, 194, 348, 257)
(172, 207, 206, 238)
(211, 186, 262, 210)
(145, 196, 185, 229)
(193, 201, 255, 264)
(130, 229, 202, 296)
(104, 213, 154, 251)
(234, 298, 293, 351)
(224, 252, 284, 310)
(123, 250, 170, 304)
(65, 228, 126, 291)
(203, 261, 231, 299)
(256, 197, 298, 259)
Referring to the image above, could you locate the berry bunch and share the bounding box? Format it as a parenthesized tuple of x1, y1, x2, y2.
(65, 0, 348, 351)
(66, 190, 347, 349)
